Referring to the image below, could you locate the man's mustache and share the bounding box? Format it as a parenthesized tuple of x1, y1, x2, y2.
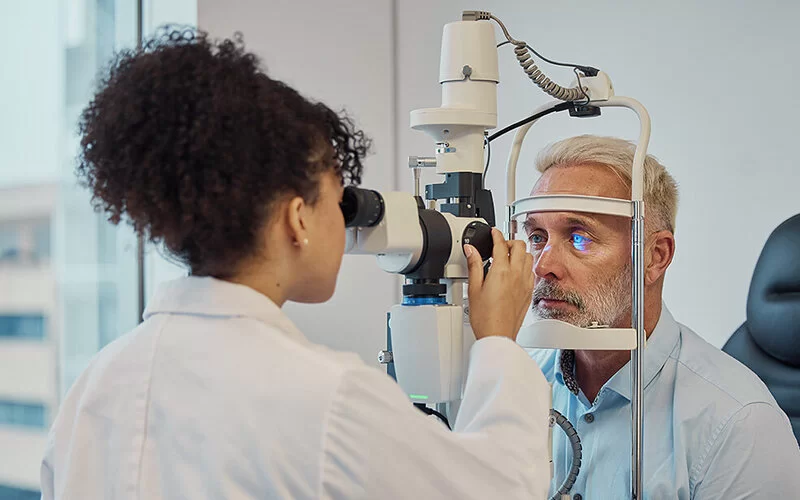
(532, 280, 585, 310)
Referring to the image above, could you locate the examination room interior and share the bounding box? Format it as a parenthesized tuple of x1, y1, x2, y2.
(1, 0, 798, 498)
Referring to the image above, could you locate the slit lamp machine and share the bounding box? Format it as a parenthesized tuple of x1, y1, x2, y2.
(341, 10, 651, 500)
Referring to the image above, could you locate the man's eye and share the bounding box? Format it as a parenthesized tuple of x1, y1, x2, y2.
(571, 233, 592, 251)
(529, 232, 546, 246)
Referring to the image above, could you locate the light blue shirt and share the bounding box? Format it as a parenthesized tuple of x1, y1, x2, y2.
(528, 306, 800, 499)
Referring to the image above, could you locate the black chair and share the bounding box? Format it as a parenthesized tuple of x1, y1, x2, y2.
(723, 213, 800, 443)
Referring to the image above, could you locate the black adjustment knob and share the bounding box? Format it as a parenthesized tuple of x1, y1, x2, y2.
(462, 221, 493, 261)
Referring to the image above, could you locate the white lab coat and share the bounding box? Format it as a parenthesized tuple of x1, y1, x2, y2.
(40, 276, 550, 499)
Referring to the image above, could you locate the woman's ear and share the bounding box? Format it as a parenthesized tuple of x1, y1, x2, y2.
(645, 230, 675, 285)
(285, 196, 309, 247)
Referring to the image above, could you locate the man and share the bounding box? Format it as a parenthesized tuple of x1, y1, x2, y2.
(524, 135, 800, 498)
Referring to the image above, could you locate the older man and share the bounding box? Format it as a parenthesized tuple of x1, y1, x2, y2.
(524, 135, 800, 499)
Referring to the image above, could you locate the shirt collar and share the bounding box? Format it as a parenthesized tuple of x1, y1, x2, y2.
(557, 349, 580, 395)
(143, 276, 308, 343)
(553, 349, 567, 386)
(604, 304, 681, 400)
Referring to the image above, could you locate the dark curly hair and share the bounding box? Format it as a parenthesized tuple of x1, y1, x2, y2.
(77, 28, 370, 277)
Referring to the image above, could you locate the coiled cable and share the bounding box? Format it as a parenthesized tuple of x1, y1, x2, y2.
(463, 10, 597, 102)
(513, 43, 584, 101)
(550, 409, 583, 500)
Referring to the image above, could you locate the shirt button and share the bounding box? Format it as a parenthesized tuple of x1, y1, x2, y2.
(574, 494, 583, 500)
(583, 413, 594, 423)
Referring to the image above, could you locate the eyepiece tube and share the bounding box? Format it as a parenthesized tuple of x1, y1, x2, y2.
(341, 186, 385, 228)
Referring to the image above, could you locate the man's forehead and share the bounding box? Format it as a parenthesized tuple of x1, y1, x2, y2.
(530, 163, 630, 199)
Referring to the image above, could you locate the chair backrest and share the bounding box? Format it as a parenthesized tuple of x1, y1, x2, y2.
(723, 213, 800, 442)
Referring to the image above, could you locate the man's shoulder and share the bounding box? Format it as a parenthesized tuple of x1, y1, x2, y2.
(673, 324, 800, 493)
(672, 322, 779, 411)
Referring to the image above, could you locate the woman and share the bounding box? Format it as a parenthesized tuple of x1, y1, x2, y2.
(41, 30, 550, 499)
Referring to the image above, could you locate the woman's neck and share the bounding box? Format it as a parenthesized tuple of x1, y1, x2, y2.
(226, 260, 290, 307)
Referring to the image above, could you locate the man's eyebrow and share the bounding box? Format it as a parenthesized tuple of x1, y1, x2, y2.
(522, 214, 601, 231)
(522, 215, 539, 232)
(566, 215, 599, 228)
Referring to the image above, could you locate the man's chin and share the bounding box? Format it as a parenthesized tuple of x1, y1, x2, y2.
(532, 305, 591, 328)
(533, 305, 574, 322)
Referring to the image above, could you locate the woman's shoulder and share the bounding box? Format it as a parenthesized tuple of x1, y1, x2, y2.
(206, 315, 371, 393)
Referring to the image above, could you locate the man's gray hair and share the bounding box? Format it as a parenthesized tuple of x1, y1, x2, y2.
(536, 135, 679, 232)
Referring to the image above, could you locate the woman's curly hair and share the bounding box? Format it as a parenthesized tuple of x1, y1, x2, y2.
(77, 28, 370, 277)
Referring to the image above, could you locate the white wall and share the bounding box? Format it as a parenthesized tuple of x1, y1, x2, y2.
(197, 0, 399, 365)
(395, 0, 800, 347)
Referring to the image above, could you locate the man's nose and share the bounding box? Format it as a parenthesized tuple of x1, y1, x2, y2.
(533, 242, 566, 281)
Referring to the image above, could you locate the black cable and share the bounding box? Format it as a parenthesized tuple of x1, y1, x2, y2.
(483, 135, 492, 179)
(414, 403, 451, 430)
(525, 43, 598, 75)
(487, 102, 572, 144)
(573, 67, 591, 105)
(497, 41, 598, 75)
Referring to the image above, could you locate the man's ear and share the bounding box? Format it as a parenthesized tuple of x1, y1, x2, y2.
(645, 230, 675, 285)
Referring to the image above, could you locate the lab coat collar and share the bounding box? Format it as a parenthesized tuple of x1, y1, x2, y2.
(604, 303, 681, 401)
(143, 276, 309, 343)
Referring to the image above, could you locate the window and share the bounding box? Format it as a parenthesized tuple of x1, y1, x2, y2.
(0, 1, 195, 496)
(0, 401, 46, 429)
(0, 315, 46, 340)
(0, 225, 18, 262)
(0, 485, 39, 500)
(0, 220, 49, 264)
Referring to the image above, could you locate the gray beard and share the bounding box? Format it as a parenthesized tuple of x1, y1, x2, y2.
(531, 263, 631, 328)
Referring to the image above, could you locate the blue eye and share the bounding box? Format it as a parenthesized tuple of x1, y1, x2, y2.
(571, 233, 591, 251)
(529, 233, 546, 246)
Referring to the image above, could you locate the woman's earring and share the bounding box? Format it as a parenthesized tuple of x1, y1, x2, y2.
(294, 238, 309, 247)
